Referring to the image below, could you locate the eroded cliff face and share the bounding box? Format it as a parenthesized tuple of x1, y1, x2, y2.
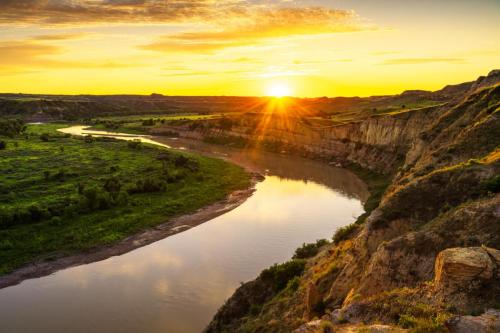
(205, 71, 500, 333)
(156, 103, 443, 174)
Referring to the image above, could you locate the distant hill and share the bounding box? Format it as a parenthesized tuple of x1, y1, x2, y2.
(2, 73, 494, 122)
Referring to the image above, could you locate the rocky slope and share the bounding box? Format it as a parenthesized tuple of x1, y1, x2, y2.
(205, 70, 500, 333)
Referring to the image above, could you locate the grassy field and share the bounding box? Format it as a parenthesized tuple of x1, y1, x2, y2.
(0, 123, 250, 275)
(89, 113, 235, 135)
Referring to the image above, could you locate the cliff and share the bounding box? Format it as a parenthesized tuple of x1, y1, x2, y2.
(205, 71, 500, 332)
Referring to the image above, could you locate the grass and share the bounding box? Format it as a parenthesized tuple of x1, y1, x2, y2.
(88, 113, 236, 135)
(0, 123, 250, 275)
(332, 163, 391, 243)
(259, 259, 307, 292)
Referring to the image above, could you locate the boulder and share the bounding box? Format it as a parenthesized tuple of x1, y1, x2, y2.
(446, 309, 500, 333)
(434, 247, 494, 293)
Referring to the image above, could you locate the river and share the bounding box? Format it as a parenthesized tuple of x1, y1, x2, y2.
(0, 126, 369, 333)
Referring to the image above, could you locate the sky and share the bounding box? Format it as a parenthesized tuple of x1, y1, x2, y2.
(0, 0, 499, 97)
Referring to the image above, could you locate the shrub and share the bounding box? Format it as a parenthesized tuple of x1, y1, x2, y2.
(0, 119, 25, 137)
(174, 155, 199, 171)
(27, 204, 49, 221)
(127, 139, 142, 149)
(0, 239, 13, 250)
(49, 216, 63, 226)
(115, 191, 130, 206)
(0, 208, 14, 228)
(293, 239, 329, 259)
(127, 178, 166, 194)
(398, 314, 448, 333)
(249, 304, 262, 316)
(260, 259, 306, 291)
(40, 133, 50, 142)
(319, 320, 334, 333)
(333, 223, 358, 244)
(54, 169, 66, 181)
(0, 141, 6, 150)
(103, 176, 122, 194)
(142, 118, 155, 126)
(174, 155, 190, 167)
(81, 186, 113, 210)
(84, 134, 94, 143)
(285, 276, 301, 292)
(483, 175, 500, 193)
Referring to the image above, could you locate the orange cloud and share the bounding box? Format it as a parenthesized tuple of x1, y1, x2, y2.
(0, 0, 220, 25)
(141, 7, 368, 53)
(31, 33, 91, 41)
(0, 40, 134, 69)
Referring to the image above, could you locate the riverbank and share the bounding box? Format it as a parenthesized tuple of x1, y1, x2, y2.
(0, 123, 255, 287)
(0, 172, 262, 289)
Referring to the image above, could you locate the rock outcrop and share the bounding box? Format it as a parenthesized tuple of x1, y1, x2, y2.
(446, 309, 500, 333)
(206, 71, 500, 332)
(434, 247, 496, 293)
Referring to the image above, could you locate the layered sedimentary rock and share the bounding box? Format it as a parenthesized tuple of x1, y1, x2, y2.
(206, 71, 500, 332)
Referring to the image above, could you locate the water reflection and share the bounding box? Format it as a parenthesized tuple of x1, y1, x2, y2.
(0, 126, 368, 333)
(58, 125, 172, 149)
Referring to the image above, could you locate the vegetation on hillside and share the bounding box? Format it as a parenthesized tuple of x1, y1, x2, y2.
(206, 73, 500, 333)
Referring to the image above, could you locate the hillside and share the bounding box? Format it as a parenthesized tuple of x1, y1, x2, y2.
(0, 74, 475, 123)
(205, 71, 500, 332)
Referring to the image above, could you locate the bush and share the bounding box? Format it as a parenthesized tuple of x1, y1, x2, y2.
(127, 139, 142, 149)
(115, 191, 130, 206)
(0, 140, 6, 149)
(285, 276, 301, 292)
(103, 176, 122, 194)
(54, 169, 66, 181)
(0, 208, 14, 228)
(333, 223, 358, 244)
(174, 155, 199, 171)
(81, 186, 113, 210)
(260, 259, 306, 291)
(398, 314, 448, 333)
(27, 204, 49, 221)
(249, 304, 262, 316)
(127, 178, 166, 194)
(142, 118, 155, 126)
(0, 119, 25, 137)
(84, 134, 94, 143)
(40, 133, 50, 142)
(483, 175, 500, 193)
(49, 216, 63, 226)
(293, 239, 329, 259)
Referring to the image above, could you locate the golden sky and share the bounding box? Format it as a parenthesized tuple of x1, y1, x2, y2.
(0, 0, 499, 97)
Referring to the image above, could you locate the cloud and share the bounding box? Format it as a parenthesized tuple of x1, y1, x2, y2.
(0, 41, 62, 65)
(0, 39, 134, 69)
(0, 0, 217, 25)
(31, 32, 91, 41)
(141, 6, 368, 53)
(382, 58, 466, 65)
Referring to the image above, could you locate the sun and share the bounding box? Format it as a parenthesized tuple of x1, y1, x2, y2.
(266, 83, 291, 98)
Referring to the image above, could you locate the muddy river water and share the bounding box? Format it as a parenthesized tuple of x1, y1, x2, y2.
(0, 126, 369, 333)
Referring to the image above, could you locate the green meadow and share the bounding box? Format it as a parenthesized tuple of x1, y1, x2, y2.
(0, 123, 249, 274)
